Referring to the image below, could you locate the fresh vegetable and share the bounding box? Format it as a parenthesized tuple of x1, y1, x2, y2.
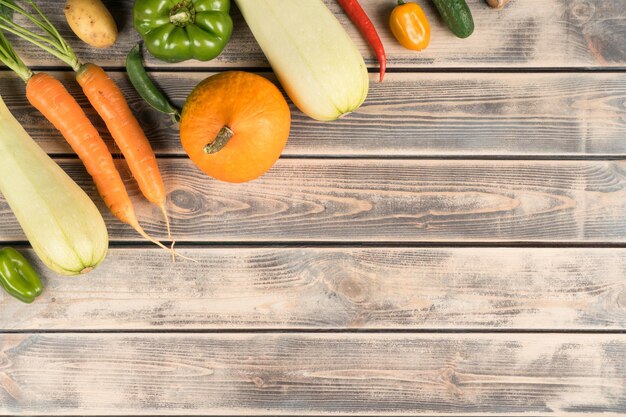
(0, 95, 108, 275)
(126, 44, 180, 123)
(431, 0, 474, 38)
(76, 63, 171, 234)
(390, 0, 430, 51)
(124, 56, 289, 182)
(336, 0, 386, 82)
(0, 0, 172, 240)
(486, 0, 509, 8)
(235, 0, 369, 122)
(0, 5, 174, 255)
(133, 0, 233, 63)
(180, 72, 291, 183)
(27, 73, 173, 249)
(0, 247, 43, 303)
(64, 0, 117, 48)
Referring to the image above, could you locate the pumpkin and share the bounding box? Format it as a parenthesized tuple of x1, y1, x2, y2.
(180, 71, 291, 183)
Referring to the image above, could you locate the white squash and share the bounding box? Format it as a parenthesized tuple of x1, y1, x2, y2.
(235, 0, 369, 121)
(0, 96, 108, 275)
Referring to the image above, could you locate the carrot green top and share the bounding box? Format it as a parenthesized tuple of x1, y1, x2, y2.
(0, 0, 81, 71)
(0, 2, 32, 81)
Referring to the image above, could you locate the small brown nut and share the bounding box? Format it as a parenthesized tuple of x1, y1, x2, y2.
(486, 0, 510, 9)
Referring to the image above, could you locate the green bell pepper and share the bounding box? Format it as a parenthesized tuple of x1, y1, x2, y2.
(133, 0, 233, 63)
(0, 248, 43, 304)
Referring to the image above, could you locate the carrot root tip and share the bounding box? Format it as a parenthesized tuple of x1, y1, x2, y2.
(131, 220, 196, 263)
(160, 204, 173, 241)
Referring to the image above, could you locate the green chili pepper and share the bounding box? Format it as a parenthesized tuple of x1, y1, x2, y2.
(126, 43, 181, 123)
(133, 0, 233, 63)
(0, 248, 43, 304)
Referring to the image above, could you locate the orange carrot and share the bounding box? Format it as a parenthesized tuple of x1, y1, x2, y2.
(0, 0, 173, 240)
(25, 72, 174, 253)
(76, 63, 171, 239)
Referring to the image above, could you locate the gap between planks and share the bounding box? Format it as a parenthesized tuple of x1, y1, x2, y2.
(14, 67, 626, 74)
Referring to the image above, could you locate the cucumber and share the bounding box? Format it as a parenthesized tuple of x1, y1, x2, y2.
(431, 0, 474, 38)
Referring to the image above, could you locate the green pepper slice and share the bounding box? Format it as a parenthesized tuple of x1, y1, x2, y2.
(0, 248, 43, 304)
(133, 0, 233, 63)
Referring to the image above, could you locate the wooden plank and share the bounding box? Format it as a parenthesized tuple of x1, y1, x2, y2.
(1, 247, 625, 331)
(3, 158, 626, 243)
(9, 0, 626, 69)
(7, 71, 626, 157)
(0, 333, 624, 415)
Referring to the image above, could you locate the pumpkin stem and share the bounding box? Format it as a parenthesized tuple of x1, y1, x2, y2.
(204, 126, 234, 154)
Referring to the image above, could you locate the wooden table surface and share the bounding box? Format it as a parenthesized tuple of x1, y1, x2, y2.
(1, 0, 625, 415)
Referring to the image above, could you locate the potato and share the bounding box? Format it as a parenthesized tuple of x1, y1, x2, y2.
(64, 0, 118, 48)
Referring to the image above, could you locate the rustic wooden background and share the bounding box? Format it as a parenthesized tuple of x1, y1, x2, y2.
(0, 0, 625, 415)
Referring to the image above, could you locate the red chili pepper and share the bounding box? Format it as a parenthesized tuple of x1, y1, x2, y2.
(336, 0, 387, 82)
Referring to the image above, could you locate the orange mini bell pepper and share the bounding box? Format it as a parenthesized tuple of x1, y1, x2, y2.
(389, 0, 431, 51)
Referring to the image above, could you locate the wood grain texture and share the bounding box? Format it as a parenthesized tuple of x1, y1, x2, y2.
(0, 333, 624, 415)
(6, 71, 626, 157)
(8, 0, 626, 69)
(3, 158, 626, 243)
(1, 248, 625, 331)
(0, 1, 623, 415)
